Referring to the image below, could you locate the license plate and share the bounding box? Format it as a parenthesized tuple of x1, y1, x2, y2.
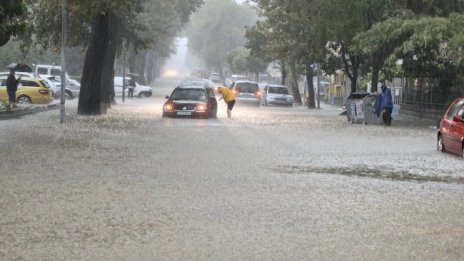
(177, 111, 192, 116)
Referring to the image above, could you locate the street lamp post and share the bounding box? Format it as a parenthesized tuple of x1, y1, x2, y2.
(122, 40, 126, 103)
(60, 0, 67, 123)
(316, 63, 321, 109)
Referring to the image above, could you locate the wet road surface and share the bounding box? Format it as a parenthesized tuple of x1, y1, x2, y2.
(0, 80, 463, 260)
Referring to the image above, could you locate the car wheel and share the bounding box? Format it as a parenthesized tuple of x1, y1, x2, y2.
(437, 135, 445, 152)
(65, 90, 73, 100)
(17, 95, 32, 104)
(138, 92, 147, 98)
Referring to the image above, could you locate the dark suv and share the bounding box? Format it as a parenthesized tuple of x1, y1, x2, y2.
(229, 81, 261, 107)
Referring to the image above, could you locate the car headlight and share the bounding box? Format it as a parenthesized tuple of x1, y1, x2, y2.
(164, 103, 173, 112)
(196, 104, 207, 112)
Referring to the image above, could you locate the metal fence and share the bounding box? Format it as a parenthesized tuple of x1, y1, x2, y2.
(400, 102, 447, 120)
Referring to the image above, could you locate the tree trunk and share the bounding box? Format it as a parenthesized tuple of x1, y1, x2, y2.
(134, 50, 147, 84)
(340, 43, 360, 93)
(371, 50, 384, 93)
(139, 51, 147, 84)
(280, 63, 287, 85)
(78, 12, 120, 115)
(101, 14, 120, 107)
(289, 61, 302, 105)
(306, 63, 316, 109)
(146, 51, 155, 84)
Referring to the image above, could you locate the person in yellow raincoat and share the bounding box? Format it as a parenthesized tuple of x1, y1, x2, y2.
(217, 86, 236, 119)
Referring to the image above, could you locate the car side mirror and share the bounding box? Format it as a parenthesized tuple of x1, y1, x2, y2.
(453, 115, 464, 123)
(165, 95, 170, 99)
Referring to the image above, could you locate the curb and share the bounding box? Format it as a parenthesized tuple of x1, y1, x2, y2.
(0, 103, 59, 120)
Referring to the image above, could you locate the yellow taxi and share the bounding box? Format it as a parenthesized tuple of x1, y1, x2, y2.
(0, 76, 53, 104)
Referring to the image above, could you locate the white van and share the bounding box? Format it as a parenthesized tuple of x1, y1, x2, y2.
(34, 64, 68, 78)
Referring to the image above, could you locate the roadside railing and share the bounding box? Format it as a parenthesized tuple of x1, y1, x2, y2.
(400, 102, 447, 121)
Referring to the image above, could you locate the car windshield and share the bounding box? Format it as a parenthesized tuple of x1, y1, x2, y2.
(269, 87, 289, 94)
(235, 82, 258, 93)
(171, 88, 206, 100)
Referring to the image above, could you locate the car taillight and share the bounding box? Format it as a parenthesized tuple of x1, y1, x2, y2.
(39, 89, 49, 94)
(164, 103, 173, 111)
(196, 104, 207, 112)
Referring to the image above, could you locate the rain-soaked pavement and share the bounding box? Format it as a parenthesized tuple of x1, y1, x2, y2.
(1, 79, 463, 260)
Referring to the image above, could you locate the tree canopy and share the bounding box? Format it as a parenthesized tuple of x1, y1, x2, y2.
(0, 0, 27, 47)
(28, 0, 201, 115)
(185, 0, 258, 75)
(246, 0, 464, 105)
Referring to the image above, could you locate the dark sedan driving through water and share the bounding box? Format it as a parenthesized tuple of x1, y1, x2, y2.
(162, 85, 218, 118)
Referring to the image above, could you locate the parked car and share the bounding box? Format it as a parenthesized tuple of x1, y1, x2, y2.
(262, 84, 294, 107)
(40, 77, 60, 99)
(209, 73, 225, 85)
(0, 76, 53, 104)
(45, 75, 81, 99)
(163, 85, 217, 118)
(437, 97, 464, 157)
(229, 81, 261, 107)
(114, 76, 152, 98)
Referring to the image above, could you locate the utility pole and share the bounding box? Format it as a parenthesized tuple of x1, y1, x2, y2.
(122, 40, 126, 103)
(317, 63, 321, 109)
(60, 0, 67, 123)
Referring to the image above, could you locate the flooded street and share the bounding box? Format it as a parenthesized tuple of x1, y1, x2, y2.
(1, 80, 463, 260)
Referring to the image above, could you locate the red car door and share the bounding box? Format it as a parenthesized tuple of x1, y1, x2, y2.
(441, 99, 464, 154)
(448, 104, 464, 154)
(440, 99, 464, 154)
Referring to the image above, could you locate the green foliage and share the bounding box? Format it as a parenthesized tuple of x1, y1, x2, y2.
(227, 47, 249, 74)
(185, 0, 258, 73)
(32, 0, 147, 49)
(226, 47, 268, 75)
(352, 13, 464, 70)
(0, 0, 28, 46)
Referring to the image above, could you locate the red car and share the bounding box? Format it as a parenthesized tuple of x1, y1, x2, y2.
(437, 97, 464, 157)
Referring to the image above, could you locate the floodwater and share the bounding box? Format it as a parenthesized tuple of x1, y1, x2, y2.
(0, 80, 463, 260)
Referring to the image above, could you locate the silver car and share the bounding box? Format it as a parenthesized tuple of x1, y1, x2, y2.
(229, 81, 261, 107)
(262, 85, 294, 107)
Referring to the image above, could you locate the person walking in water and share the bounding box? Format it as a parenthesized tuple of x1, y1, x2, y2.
(6, 69, 21, 109)
(375, 83, 394, 126)
(217, 86, 236, 119)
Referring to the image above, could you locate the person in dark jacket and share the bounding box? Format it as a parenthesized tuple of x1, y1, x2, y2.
(375, 84, 394, 126)
(6, 69, 21, 108)
(128, 78, 136, 97)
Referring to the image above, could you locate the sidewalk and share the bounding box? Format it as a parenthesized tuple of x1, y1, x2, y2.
(0, 100, 59, 120)
(311, 101, 438, 129)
